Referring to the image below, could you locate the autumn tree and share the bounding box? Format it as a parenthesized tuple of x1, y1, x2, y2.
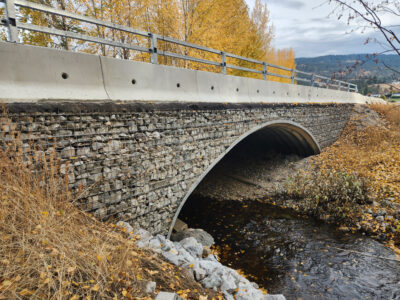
(248, 0, 295, 83)
(19, 0, 84, 50)
(12, 0, 296, 82)
(266, 48, 296, 83)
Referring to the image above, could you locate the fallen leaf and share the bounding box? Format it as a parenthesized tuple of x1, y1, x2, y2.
(91, 284, 100, 292)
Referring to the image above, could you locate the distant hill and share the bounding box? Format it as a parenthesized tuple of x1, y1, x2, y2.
(295, 54, 400, 83)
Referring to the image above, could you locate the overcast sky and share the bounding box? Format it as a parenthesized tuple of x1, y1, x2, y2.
(245, 0, 395, 58)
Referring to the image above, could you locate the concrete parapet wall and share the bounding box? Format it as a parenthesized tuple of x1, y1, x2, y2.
(2, 102, 354, 235)
(0, 41, 380, 104)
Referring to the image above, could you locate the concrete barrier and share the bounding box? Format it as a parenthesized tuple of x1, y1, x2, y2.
(100, 56, 200, 102)
(0, 42, 108, 102)
(0, 41, 382, 104)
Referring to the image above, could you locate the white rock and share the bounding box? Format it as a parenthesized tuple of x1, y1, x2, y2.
(193, 266, 207, 281)
(182, 260, 199, 269)
(155, 292, 183, 300)
(116, 221, 134, 234)
(180, 237, 203, 258)
(171, 228, 214, 247)
(136, 240, 150, 248)
(264, 295, 286, 300)
(201, 271, 222, 290)
(162, 240, 176, 252)
(134, 228, 152, 241)
(161, 249, 181, 266)
(156, 234, 167, 245)
(175, 244, 196, 264)
(223, 291, 235, 300)
(128, 226, 287, 300)
(199, 260, 222, 275)
(220, 270, 237, 292)
(148, 238, 162, 253)
(235, 282, 265, 300)
(204, 254, 219, 262)
(144, 281, 156, 293)
(134, 228, 152, 248)
(228, 268, 250, 286)
(162, 247, 194, 267)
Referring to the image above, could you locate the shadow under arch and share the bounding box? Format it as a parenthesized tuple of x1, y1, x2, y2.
(167, 120, 321, 238)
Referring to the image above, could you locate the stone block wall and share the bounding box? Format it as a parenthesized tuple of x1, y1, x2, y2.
(2, 102, 354, 235)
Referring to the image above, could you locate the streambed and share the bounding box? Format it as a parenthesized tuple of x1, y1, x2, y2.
(180, 198, 400, 300)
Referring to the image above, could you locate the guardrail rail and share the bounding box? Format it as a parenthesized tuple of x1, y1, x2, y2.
(0, 0, 358, 93)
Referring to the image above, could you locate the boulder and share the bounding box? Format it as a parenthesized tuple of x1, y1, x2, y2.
(180, 237, 203, 258)
(201, 271, 222, 290)
(162, 246, 194, 267)
(220, 270, 237, 292)
(193, 266, 207, 281)
(171, 228, 214, 247)
(148, 238, 162, 253)
(199, 260, 222, 275)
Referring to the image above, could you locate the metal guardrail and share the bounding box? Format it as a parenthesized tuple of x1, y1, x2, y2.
(0, 0, 359, 93)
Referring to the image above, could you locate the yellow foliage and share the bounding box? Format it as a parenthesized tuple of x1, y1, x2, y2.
(16, 0, 295, 79)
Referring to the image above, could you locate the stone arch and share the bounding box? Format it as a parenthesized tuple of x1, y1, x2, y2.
(167, 120, 321, 238)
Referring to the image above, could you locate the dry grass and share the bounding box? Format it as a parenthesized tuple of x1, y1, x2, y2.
(369, 103, 400, 126)
(0, 115, 214, 299)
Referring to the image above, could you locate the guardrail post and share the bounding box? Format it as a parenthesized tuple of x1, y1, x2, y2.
(221, 52, 226, 75)
(149, 33, 158, 64)
(311, 74, 315, 87)
(338, 81, 342, 91)
(263, 62, 267, 80)
(291, 69, 295, 84)
(4, 0, 18, 42)
(347, 84, 351, 92)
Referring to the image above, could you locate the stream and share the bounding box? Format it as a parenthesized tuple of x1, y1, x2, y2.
(180, 197, 400, 300)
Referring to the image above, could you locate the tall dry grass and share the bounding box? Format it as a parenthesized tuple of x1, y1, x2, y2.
(0, 116, 161, 299)
(369, 103, 400, 126)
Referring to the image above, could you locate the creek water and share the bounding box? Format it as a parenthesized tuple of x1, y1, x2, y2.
(180, 197, 400, 300)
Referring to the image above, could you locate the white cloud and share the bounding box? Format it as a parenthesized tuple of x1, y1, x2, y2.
(246, 0, 392, 57)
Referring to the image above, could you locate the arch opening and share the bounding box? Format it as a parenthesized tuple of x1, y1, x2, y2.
(168, 120, 320, 238)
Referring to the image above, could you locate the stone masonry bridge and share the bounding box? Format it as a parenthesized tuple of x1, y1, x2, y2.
(0, 41, 376, 237)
